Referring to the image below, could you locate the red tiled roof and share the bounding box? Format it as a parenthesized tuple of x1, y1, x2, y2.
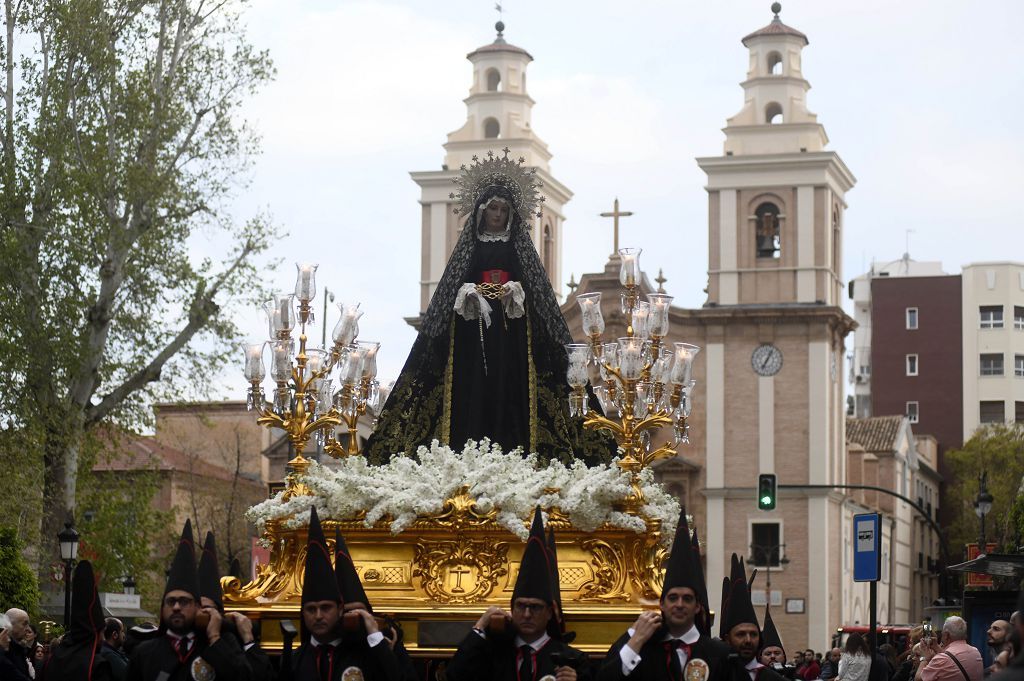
(742, 18, 808, 46)
(92, 435, 240, 483)
(846, 416, 907, 454)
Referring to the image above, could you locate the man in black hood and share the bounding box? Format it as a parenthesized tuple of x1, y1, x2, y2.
(39, 560, 112, 681)
(598, 509, 729, 681)
(447, 507, 593, 681)
(125, 519, 251, 681)
(286, 507, 401, 680)
(719, 555, 785, 681)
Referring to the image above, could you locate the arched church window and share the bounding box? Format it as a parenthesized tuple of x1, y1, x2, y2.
(765, 102, 783, 124)
(755, 202, 781, 259)
(486, 68, 501, 92)
(484, 117, 500, 139)
(543, 223, 553, 273)
(767, 51, 783, 75)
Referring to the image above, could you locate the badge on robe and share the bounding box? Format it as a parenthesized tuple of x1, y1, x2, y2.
(342, 667, 365, 681)
(190, 657, 216, 681)
(540, 676, 557, 681)
(685, 658, 710, 681)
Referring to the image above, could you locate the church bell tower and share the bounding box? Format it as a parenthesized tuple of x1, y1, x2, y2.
(409, 22, 572, 323)
(696, 3, 855, 651)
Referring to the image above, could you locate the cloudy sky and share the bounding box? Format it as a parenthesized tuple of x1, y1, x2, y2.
(207, 0, 1024, 395)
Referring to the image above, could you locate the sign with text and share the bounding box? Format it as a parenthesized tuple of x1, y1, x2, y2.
(853, 512, 882, 582)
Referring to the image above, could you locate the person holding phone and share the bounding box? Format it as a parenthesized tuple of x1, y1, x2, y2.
(447, 508, 592, 681)
(598, 510, 730, 681)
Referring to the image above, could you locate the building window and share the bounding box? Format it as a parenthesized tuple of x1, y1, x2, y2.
(485, 68, 501, 92)
(980, 353, 1004, 376)
(1016, 354, 1024, 378)
(980, 305, 1004, 329)
(1015, 306, 1024, 330)
(906, 307, 919, 330)
(750, 522, 782, 567)
(906, 401, 919, 424)
(767, 51, 783, 75)
(906, 354, 918, 376)
(755, 202, 781, 259)
(542, 224, 553, 274)
(980, 401, 1005, 424)
(483, 117, 500, 139)
(765, 102, 783, 124)
(1016, 401, 1024, 423)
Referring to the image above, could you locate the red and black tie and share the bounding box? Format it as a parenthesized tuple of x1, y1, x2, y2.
(316, 643, 335, 681)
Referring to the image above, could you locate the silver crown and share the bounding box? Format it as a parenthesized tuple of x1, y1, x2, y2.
(449, 148, 546, 218)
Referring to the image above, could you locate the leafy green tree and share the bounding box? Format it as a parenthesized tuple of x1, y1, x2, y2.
(0, 0, 277, 571)
(0, 526, 41, 616)
(944, 423, 1024, 556)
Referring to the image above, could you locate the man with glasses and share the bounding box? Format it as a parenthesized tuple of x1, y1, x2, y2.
(447, 508, 592, 680)
(126, 520, 251, 680)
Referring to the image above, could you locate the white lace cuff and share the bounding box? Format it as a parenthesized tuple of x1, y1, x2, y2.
(454, 283, 493, 327)
(502, 281, 526, 319)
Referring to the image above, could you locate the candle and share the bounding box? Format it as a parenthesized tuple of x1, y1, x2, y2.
(618, 337, 644, 380)
(618, 247, 642, 287)
(576, 292, 605, 336)
(294, 262, 318, 303)
(332, 302, 363, 346)
(647, 293, 673, 337)
(632, 302, 651, 340)
(242, 343, 266, 382)
(670, 342, 701, 385)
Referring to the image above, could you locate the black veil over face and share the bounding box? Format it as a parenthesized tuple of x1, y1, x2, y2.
(365, 180, 614, 465)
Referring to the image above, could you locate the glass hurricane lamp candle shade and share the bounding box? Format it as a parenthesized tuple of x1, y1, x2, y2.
(294, 263, 318, 304)
(576, 292, 605, 337)
(631, 302, 651, 340)
(670, 343, 700, 385)
(340, 346, 366, 386)
(332, 302, 362, 347)
(358, 341, 381, 380)
(266, 293, 298, 338)
(271, 341, 294, 383)
(646, 293, 673, 337)
(242, 343, 266, 382)
(618, 247, 641, 287)
(618, 337, 645, 381)
(305, 348, 328, 379)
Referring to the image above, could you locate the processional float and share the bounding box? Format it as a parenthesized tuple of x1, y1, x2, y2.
(226, 251, 701, 656)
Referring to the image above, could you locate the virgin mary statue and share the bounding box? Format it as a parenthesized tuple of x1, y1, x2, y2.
(365, 150, 613, 465)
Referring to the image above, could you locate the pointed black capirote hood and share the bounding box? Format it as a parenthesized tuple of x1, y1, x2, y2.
(512, 507, 554, 605)
(689, 522, 711, 636)
(718, 575, 731, 639)
(335, 529, 371, 611)
(43, 560, 105, 680)
(164, 519, 199, 599)
(302, 506, 342, 605)
(197, 531, 223, 611)
(723, 552, 760, 636)
(545, 524, 566, 638)
(662, 507, 701, 599)
(761, 605, 784, 652)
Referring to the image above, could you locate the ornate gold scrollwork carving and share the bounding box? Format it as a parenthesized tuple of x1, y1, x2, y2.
(408, 485, 496, 532)
(413, 536, 509, 604)
(578, 538, 630, 602)
(627, 534, 668, 601)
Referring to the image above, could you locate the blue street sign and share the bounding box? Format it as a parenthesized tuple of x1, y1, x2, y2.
(853, 512, 882, 582)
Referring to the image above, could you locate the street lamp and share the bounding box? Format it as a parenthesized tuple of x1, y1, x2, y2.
(57, 521, 79, 628)
(748, 542, 789, 593)
(974, 471, 994, 552)
(122, 575, 136, 595)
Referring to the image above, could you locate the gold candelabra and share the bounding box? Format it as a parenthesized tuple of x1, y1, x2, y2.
(568, 248, 699, 512)
(243, 264, 383, 497)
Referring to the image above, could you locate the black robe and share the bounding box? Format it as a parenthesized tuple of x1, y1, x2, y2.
(723, 659, 789, 681)
(597, 631, 730, 681)
(446, 631, 594, 681)
(289, 638, 401, 681)
(125, 633, 252, 681)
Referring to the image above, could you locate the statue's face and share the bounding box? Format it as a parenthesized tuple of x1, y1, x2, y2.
(483, 199, 510, 233)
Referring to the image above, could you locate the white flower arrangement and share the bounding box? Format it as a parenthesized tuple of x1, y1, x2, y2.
(246, 439, 680, 545)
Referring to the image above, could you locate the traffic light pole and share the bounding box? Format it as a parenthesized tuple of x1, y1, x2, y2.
(779, 483, 952, 596)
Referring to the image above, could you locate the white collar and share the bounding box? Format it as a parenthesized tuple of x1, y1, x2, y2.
(164, 630, 195, 641)
(310, 636, 343, 648)
(746, 659, 765, 671)
(514, 632, 551, 651)
(663, 624, 701, 645)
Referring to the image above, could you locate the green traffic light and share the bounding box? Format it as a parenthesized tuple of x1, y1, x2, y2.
(761, 495, 772, 505)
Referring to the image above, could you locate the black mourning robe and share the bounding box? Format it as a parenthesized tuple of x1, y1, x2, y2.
(289, 638, 401, 681)
(597, 631, 730, 681)
(125, 633, 252, 681)
(723, 659, 789, 681)
(446, 631, 594, 681)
